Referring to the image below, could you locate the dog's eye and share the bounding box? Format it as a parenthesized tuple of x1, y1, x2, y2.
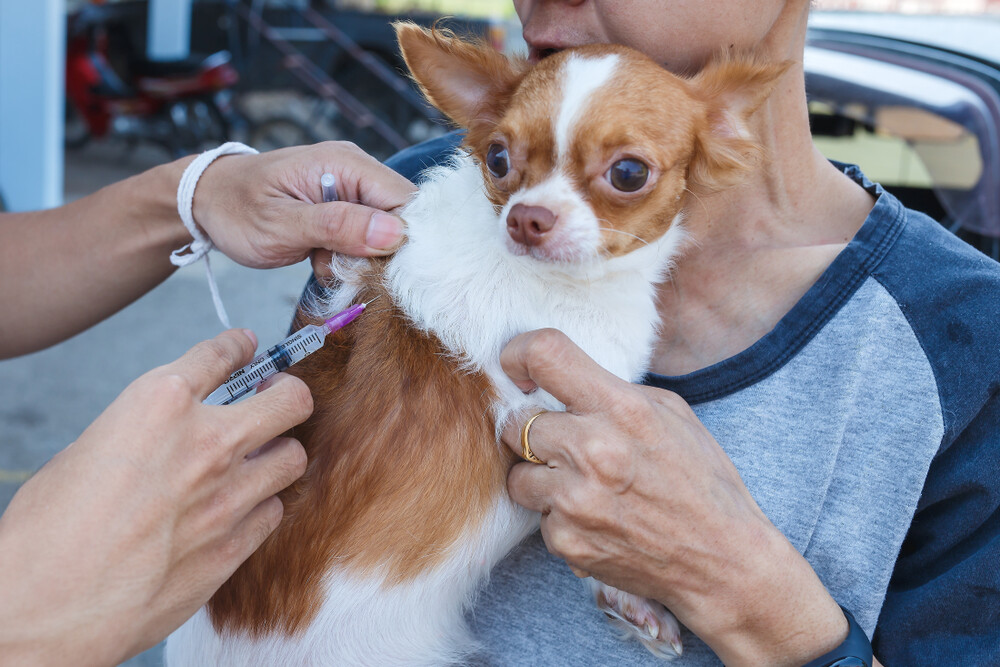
(486, 144, 510, 178)
(608, 159, 649, 192)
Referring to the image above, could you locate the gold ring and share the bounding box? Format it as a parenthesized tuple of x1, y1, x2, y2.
(520, 410, 548, 464)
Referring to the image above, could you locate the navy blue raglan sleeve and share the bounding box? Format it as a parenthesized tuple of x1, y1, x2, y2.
(873, 394, 1000, 663)
(384, 132, 464, 183)
(870, 208, 1000, 664)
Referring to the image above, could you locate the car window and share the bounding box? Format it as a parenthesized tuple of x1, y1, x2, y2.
(811, 101, 982, 189)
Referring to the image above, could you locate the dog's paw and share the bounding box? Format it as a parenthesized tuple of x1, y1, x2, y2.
(588, 580, 683, 660)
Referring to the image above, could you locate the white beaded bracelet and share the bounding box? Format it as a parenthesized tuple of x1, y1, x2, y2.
(170, 141, 259, 329)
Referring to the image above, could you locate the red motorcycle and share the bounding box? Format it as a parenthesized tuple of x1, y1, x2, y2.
(65, 2, 244, 156)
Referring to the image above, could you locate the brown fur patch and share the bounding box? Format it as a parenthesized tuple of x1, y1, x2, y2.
(465, 45, 702, 257)
(395, 22, 530, 134)
(453, 44, 789, 257)
(208, 265, 513, 636)
(557, 47, 702, 256)
(686, 53, 791, 193)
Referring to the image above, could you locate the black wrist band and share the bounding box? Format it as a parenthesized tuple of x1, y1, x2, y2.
(800, 606, 873, 667)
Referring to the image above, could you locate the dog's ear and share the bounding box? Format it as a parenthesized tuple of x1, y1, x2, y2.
(395, 22, 529, 130)
(686, 55, 791, 193)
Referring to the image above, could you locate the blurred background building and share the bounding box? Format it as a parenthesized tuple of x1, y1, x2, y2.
(2, 0, 998, 213)
(1, 0, 522, 213)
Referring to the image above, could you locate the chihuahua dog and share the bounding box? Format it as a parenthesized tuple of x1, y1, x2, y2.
(166, 24, 786, 666)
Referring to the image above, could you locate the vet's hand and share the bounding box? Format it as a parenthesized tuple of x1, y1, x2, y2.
(0, 330, 312, 666)
(193, 141, 415, 273)
(499, 329, 849, 667)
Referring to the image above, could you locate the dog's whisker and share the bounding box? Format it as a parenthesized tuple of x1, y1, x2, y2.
(597, 226, 650, 246)
(683, 187, 709, 216)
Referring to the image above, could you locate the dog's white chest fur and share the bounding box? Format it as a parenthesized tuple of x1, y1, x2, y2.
(165, 154, 684, 666)
(383, 154, 682, 423)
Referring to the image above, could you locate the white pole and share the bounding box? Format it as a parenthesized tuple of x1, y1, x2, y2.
(147, 0, 193, 61)
(0, 0, 66, 212)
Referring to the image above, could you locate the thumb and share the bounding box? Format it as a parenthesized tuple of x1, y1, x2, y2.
(297, 202, 406, 257)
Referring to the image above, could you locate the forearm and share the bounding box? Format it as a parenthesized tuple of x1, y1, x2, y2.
(0, 156, 193, 358)
(671, 519, 881, 667)
(0, 500, 134, 667)
(693, 522, 843, 665)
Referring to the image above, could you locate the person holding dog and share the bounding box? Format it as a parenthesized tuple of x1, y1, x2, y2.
(381, 1, 997, 666)
(0, 142, 415, 665)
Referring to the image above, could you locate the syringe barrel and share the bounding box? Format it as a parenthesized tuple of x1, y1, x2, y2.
(265, 323, 327, 368)
(203, 324, 327, 405)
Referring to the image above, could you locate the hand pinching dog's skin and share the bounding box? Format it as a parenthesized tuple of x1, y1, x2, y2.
(166, 24, 787, 665)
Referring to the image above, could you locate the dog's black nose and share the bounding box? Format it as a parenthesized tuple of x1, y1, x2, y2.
(507, 204, 556, 246)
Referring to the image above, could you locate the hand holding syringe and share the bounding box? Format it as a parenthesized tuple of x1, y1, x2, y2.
(205, 172, 365, 406)
(204, 300, 371, 405)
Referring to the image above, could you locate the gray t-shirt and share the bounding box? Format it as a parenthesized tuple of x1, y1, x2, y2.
(464, 169, 994, 665)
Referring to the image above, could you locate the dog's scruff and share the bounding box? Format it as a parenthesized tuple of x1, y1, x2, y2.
(166, 24, 787, 665)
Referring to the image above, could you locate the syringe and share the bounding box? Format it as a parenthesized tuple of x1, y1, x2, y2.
(321, 172, 338, 203)
(204, 301, 371, 406)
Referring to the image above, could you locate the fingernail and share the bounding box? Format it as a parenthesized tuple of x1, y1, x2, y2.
(241, 329, 258, 349)
(366, 212, 405, 250)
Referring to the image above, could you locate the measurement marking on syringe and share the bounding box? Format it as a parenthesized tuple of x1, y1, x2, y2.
(203, 301, 369, 406)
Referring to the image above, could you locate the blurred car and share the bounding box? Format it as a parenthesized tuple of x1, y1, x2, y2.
(805, 12, 1000, 256)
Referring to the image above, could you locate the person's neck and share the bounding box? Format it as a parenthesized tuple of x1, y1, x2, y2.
(650, 59, 876, 376)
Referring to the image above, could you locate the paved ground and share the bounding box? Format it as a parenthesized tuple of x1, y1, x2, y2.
(0, 140, 313, 666)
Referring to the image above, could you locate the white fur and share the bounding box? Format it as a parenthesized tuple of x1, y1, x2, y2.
(508, 55, 629, 264)
(383, 154, 685, 433)
(501, 171, 603, 262)
(555, 54, 620, 158)
(167, 153, 686, 666)
(166, 498, 537, 667)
